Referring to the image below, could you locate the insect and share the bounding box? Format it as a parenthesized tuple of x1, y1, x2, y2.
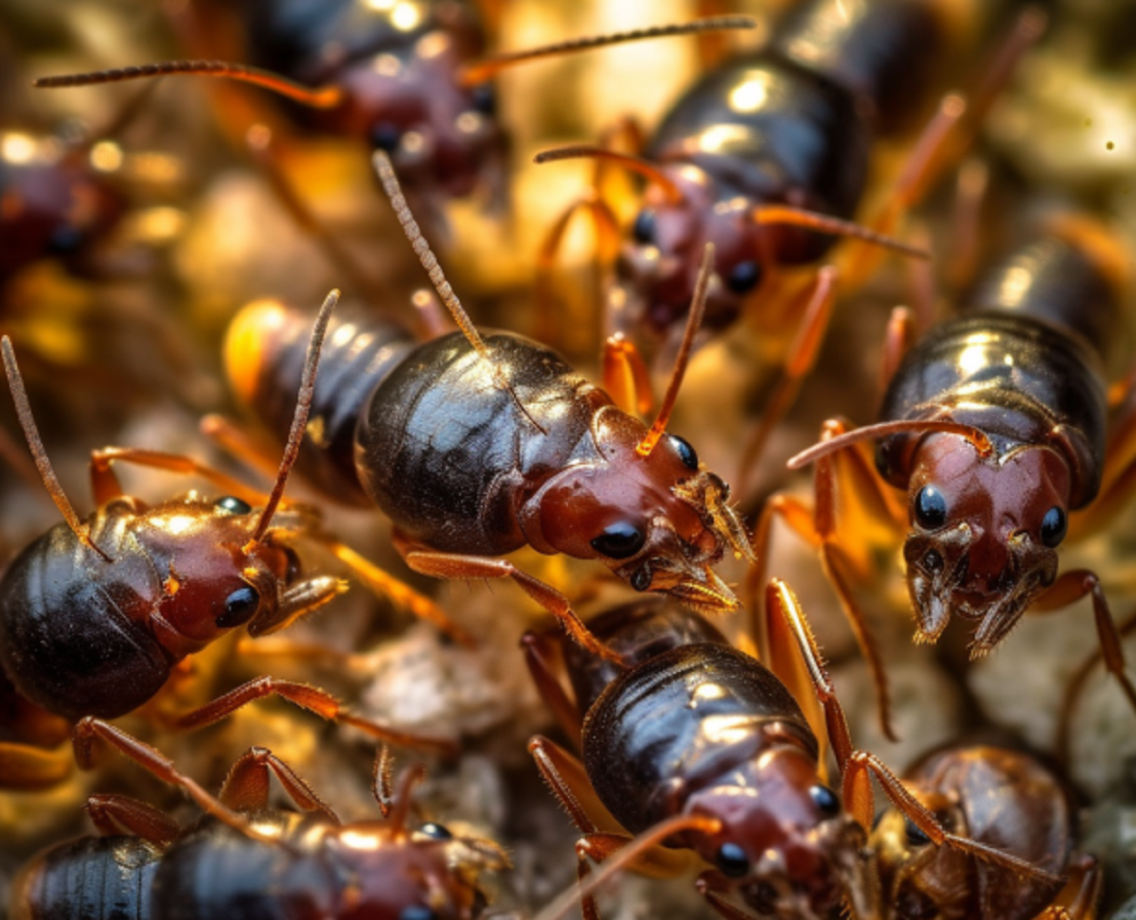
(218, 151, 752, 663)
(33, 3, 755, 233)
(871, 743, 1099, 920)
(534, 0, 1042, 448)
(9, 744, 508, 919)
(772, 217, 1136, 733)
(0, 289, 456, 793)
(522, 580, 1059, 920)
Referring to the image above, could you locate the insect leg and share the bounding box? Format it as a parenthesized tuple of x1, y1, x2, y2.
(85, 793, 180, 847)
(218, 745, 338, 822)
(0, 741, 74, 790)
(522, 632, 584, 745)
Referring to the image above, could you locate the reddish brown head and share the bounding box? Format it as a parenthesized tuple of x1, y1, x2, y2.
(613, 166, 772, 343)
(519, 406, 751, 614)
(902, 435, 1071, 655)
(682, 748, 874, 920)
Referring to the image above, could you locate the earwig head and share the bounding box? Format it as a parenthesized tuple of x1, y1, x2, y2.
(519, 406, 751, 614)
(0, 131, 126, 282)
(613, 166, 772, 341)
(898, 434, 1071, 654)
(306, 818, 505, 920)
(870, 747, 1069, 920)
(683, 747, 872, 920)
(333, 36, 502, 203)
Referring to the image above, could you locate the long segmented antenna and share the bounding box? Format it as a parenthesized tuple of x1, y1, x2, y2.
(787, 418, 994, 470)
(534, 145, 685, 203)
(1, 337, 111, 561)
(458, 15, 756, 86)
(373, 150, 547, 434)
(247, 288, 339, 547)
(753, 205, 931, 260)
(35, 61, 342, 109)
(637, 242, 713, 457)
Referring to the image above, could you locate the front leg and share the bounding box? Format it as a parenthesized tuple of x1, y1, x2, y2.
(394, 531, 624, 663)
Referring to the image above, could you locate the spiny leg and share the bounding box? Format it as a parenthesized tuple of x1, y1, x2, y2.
(85, 793, 180, 847)
(522, 631, 585, 745)
(218, 745, 338, 822)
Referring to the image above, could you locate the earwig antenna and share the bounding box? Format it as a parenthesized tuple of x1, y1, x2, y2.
(535, 145, 685, 204)
(637, 242, 713, 457)
(247, 288, 339, 547)
(35, 60, 342, 109)
(1, 337, 111, 561)
(373, 150, 547, 434)
(753, 205, 931, 260)
(372, 745, 396, 818)
(787, 418, 994, 470)
(458, 15, 756, 86)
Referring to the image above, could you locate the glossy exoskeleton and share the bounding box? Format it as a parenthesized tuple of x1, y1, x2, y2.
(10, 745, 508, 920)
(522, 581, 1058, 920)
(872, 744, 1099, 920)
(34, 2, 754, 226)
(0, 292, 453, 793)
(541, 0, 969, 350)
(221, 151, 752, 662)
(780, 219, 1136, 727)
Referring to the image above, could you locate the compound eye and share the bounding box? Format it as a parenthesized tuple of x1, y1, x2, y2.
(716, 842, 749, 878)
(420, 822, 452, 840)
(809, 784, 840, 816)
(215, 496, 252, 515)
(725, 259, 761, 294)
(371, 122, 402, 152)
(1040, 506, 1066, 548)
(668, 434, 699, 470)
(904, 817, 931, 847)
(913, 485, 947, 530)
(216, 586, 260, 629)
(632, 209, 657, 245)
(590, 522, 646, 560)
(48, 224, 84, 255)
(469, 82, 496, 115)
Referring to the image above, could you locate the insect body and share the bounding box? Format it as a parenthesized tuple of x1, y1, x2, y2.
(872, 744, 1099, 920)
(0, 292, 453, 793)
(223, 153, 752, 661)
(523, 583, 1056, 920)
(780, 220, 1136, 724)
(10, 746, 507, 920)
(541, 0, 957, 355)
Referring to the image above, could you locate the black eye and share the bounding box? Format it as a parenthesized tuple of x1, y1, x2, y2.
(810, 784, 840, 816)
(371, 122, 402, 152)
(631, 565, 652, 592)
(216, 586, 260, 629)
(215, 496, 252, 515)
(420, 822, 452, 839)
(914, 485, 947, 529)
(1040, 506, 1066, 548)
(668, 434, 698, 470)
(590, 522, 646, 559)
(48, 224, 84, 255)
(904, 817, 931, 847)
(399, 907, 437, 920)
(725, 259, 762, 294)
(469, 82, 496, 115)
(716, 842, 749, 878)
(632, 209, 657, 245)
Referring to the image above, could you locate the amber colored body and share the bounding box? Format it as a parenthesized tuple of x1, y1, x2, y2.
(871, 745, 1074, 920)
(192, 0, 502, 204)
(546, 602, 869, 917)
(614, 0, 946, 337)
(12, 806, 493, 920)
(875, 233, 1115, 647)
(230, 300, 749, 613)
